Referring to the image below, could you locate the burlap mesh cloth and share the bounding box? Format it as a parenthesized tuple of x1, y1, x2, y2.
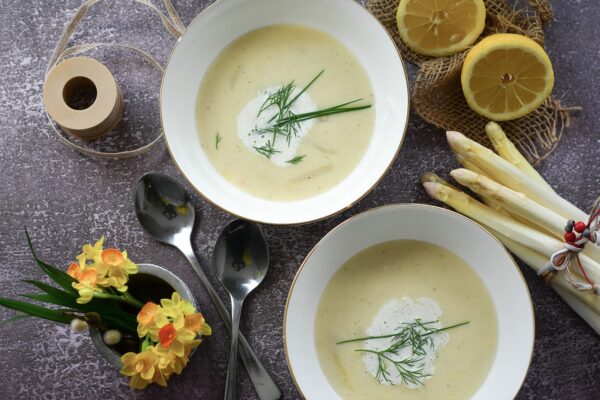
(366, 0, 577, 163)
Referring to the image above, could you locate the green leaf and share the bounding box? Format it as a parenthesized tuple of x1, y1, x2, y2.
(98, 314, 137, 334)
(24, 228, 78, 294)
(22, 293, 75, 308)
(15, 294, 135, 332)
(22, 279, 78, 302)
(34, 259, 77, 294)
(21, 293, 137, 331)
(21, 229, 137, 333)
(0, 296, 73, 324)
(0, 314, 30, 328)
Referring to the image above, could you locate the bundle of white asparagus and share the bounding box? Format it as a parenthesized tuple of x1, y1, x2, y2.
(422, 122, 600, 335)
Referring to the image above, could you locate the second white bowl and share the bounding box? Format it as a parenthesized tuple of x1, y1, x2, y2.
(284, 204, 534, 399)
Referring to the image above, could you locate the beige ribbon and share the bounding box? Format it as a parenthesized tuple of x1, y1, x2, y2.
(45, 0, 185, 158)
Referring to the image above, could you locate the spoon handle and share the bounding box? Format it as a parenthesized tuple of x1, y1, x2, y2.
(180, 241, 282, 400)
(225, 297, 244, 400)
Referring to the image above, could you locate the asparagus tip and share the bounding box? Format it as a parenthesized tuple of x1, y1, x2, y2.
(446, 131, 468, 152)
(450, 168, 473, 181)
(421, 172, 440, 184)
(485, 121, 505, 141)
(422, 181, 442, 198)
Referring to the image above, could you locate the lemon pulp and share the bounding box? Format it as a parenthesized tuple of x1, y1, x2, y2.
(396, 0, 486, 57)
(461, 33, 554, 121)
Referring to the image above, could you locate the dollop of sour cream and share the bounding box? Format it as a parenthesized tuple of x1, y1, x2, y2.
(362, 297, 449, 388)
(237, 86, 316, 167)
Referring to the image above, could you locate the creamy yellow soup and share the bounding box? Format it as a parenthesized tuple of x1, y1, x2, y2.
(196, 25, 374, 201)
(315, 240, 498, 399)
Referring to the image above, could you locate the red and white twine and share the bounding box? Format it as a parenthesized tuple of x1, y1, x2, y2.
(539, 198, 600, 295)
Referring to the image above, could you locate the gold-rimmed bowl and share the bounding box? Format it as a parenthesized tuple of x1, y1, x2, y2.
(160, 0, 409, 225)
(284, 204, 534, 399)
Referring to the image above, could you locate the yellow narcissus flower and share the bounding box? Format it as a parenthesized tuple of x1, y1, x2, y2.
(160, 292, 196, 318)
(72, 268, 103, 304)
(67, 238, 139, 304)
(100, 248, 138, 292)
(154, 316, 197, 357)
(120, 346, 167, 389)
(137, 302, 162, 338)
(157, 339, 201, 377)
(145, 293, 211, 356)
(76, 236, 105, 267)
(124, 292, 211, 388)
(184, 313, 212, 337)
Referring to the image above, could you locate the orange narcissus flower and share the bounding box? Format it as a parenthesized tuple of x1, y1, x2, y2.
(184, 313, 212, 336)
(120, 346, 167, 389)
(183, 314, 201, 332)
(137, 302, 161, 338)
(153, 315, 197, 357)
(101, 248, 125, 266)
(72, 268, 102, 304)
(80, 268, 98, 284)
(66, 262, 81, 280)
(138, 302, 158, 325)
(159, 323, 177, 348)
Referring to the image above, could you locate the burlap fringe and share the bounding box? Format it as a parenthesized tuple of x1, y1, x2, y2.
(366, 0, 578, 164)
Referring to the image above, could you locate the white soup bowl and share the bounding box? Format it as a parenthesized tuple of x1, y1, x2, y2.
(284, 204, 534, 399)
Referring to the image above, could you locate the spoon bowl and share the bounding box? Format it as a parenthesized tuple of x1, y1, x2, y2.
(213, 219, 270, 400)
(213, 220, 270, 298)
(133, 172, 195, 246)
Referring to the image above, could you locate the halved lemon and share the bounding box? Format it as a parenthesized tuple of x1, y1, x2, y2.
(461, 34, 555, 121)
(396, 0, 486, 57)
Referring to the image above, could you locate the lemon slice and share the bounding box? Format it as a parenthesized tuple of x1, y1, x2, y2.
(461, 33, 554, 121)
(396, 0, 486, 57)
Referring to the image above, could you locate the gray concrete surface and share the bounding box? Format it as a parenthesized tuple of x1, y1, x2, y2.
(0, 0, 598, 398)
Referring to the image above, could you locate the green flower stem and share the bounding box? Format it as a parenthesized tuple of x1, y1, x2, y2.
(121, 291, 144, 309)
(140, 335, 152, 352)
(95, 292, 144, 309)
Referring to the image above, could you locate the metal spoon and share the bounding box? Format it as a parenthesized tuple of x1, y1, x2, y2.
(213, 219, 270, 400)
(133, 173, 281, 400)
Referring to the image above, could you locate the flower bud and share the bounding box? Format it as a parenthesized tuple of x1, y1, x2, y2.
(103, 329, 122, 346)
(70, 318, 89, 333)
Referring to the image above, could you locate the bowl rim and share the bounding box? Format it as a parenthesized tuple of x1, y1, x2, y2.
(283, 203, 535, 399)
(159, 0, 411, 225)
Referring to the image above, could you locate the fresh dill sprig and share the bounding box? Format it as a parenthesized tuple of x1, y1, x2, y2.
(336, 321, 469, 345)
(273, 100, 371, 128)
(337, 320, 469, 387)
(286, 155, 305, 164)
(253, 140, 280, 159)
(258, 82, 295, 119)
(251, 70, 371, 160)
(273, 69, 324, 122)
(359, 349, 428, 386)
(215, 132, 222, 150)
